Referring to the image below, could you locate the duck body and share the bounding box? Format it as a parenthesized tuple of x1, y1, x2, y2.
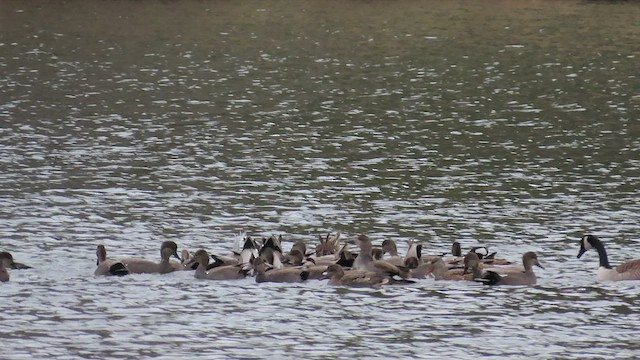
(94, 245, 129, 276)
(325, 264, 389, 288)
(381, 239, 405, 266)
(95, 261, 129, 276)
(120, 241, 182, 275)
(123, 257, 175, 274)
(425, 253, 482, 281)
(404, 257, 431, 279)
(178, 249, 198, 270)
(253, 257, 309, 283)
(303, 264, 330, 280)
(481, 264, 525, 275)
(578, 235, 640, 281)
(255, 268, 310, 283)
(352, 235, 411, 279)
(476, 252, 543, 286)
(187, 250, 249, 280)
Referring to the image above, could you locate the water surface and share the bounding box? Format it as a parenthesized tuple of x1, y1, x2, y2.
(1, 0, 640, 359)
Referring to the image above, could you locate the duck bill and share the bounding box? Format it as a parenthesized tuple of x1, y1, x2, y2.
(173, 252, 183, 262)
(536, 262, 545, 269)
(12, 262, 32, 270)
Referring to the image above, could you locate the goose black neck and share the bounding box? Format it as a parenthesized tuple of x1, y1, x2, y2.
(592, 238, 612, 269)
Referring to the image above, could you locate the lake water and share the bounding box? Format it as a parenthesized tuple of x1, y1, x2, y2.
(1, 0, 640, 358)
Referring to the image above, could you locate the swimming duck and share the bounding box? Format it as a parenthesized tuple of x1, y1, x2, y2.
(404, 257, 432, 278)
(424, 252, 482, 281)
(476, 252, 543, 286)
(253, 257, 309, 283)
(179, 249, 200, 270)
(315, 232, 342, 256)
(278, 249, 327, 279)
(381, 239, 405, 266)
(205, 250, 243, 271)
(577, 235, 640, 281)
(446, 243, 510, 266)
(352, 235, 411, 279)
(94, 245, 129, 276)
(283, 249, 307, 267)
(324, 264, 389, 288)
(0, 251, 32, 269)
(302, 262, 329, 280)
(371, 247, 384, 261)
(335, 245, 356, 268)
(120, 241, 182, 274)
(451, 242, 462, 257)
(405, 240, 424, 262)
(290, 240, 311, 257)
(260, 236, 285, 269)
(233, 236, 259, 266)
(187, 249, 249, 280)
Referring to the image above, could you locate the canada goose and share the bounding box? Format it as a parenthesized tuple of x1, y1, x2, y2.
(577, 235, 640, 281)
(0, 252, 32, 269)
(352, 235, 411, 279)
(476, 252, 543, 286)
(253, 257, 309, 283)
(94, 245, 129, 276)
(186, 249, 249, 280)
(324, 264, 389, 288)
(120, 241, 182, 274)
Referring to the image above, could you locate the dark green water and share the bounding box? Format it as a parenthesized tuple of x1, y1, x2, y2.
(1, 1, 639, 359)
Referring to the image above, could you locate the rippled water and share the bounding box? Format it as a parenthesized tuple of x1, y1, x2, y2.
(1, 0, 640, 359)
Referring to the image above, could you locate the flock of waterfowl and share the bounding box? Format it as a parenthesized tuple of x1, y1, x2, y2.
(2, 234, 639, 286)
